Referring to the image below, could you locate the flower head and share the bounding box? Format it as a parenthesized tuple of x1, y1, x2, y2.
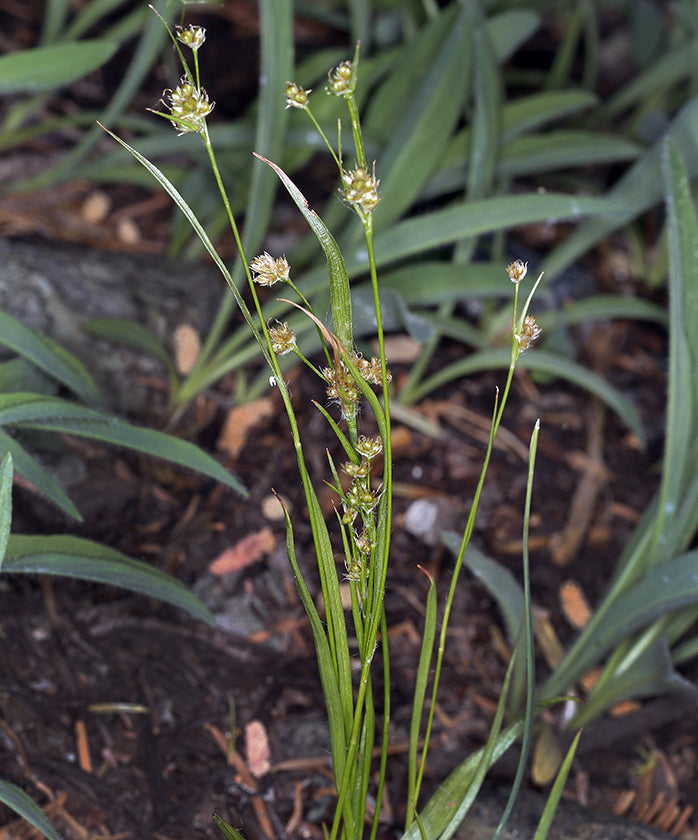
(328, 60, 354, 96)
(342, 165, 380, 213)
(506, 259, 528, 284)
(285, 81, 310, 109)
(268, 322, 296, 355)
(515, 314, 542, 352)
(176, 24, 206, 51)
(355, 435, 382, 461)
(164, 77, 214, 134)
(250, 252, 290, 287)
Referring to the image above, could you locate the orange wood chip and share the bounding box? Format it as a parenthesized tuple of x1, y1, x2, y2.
(173, 323, 201, 374)
(559, 580, 592, 629)
(217, 396, 275, 458)
(209, 527, 276, 576)
(245, 719, 271, 778)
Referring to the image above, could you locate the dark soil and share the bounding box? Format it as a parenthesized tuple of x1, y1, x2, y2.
(1, 3, 697, 840)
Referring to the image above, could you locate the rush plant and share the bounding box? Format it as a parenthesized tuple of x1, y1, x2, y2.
(92, 13, 582, 840)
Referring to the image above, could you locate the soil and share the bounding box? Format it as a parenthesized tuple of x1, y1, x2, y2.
(1, 3, 697, 840)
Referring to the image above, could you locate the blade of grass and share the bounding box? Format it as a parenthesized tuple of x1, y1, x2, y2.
(2, 534, 215, 624)
(0, 310, 102, 406)
(0, 393, 247, 497)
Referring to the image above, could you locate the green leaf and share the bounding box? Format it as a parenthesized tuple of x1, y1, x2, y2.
(0, 779, 62, 840)
(82, 318, 175, 372)
(403, 720, 524, 840)
(444, 538, 524, 648)
(371, 4, 477, 231)
(543, 550, 698, 699)
(499, 131, 639, 178)
(213, 814, 246, 840)
(542, 94, 698, 282)
(0, 452, 13, 567)
(532, 730, 582, 840)
(0, 428, 82, 520)
(0, 310, 102, 406)
(0, 393, 247, 497)
(658, 139, 698, 538)
(0, 41, 119, 94)
(2, 534, 214, 624)
(254, 154, 354, 352)
(406, 348, 645, 445)
(572, 639, 696, 728)
(372, 193, 615, 269)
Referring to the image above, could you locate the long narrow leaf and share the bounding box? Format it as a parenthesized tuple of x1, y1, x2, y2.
(0, 41, 118, 94)
(0, 452, 13, 567)
(0, 428, 82, 521)
(406, 348, 644, 444)
(0, 310, 102, 406)
(0, 779, 62, 840)
(0, 393, 246, 496)
(2, 534, 214, 624)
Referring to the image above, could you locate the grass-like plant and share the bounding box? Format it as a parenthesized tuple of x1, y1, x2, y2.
(92, 14, 585, 840)
(0, 307, 238, 617)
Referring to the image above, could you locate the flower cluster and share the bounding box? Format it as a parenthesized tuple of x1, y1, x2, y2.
(268, 322, 296, 355)
(176, 24, 206, 51)
(163, 77, 214, 135)
(322, 353, 391, 418)
(342, 166, 380, 213)
(506, 259, 528, 284)
(515, 314, 542, 352)
(328, 60, 354, 96)
(285, 81, 310, 110)
(340, 436, 383, 583)
(250, 252, 291, 287)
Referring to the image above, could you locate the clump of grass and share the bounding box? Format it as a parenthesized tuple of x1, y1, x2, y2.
(95, 13, 582, 840)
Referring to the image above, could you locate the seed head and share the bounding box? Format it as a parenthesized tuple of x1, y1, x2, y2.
(342, 166, 380, 213)
(165, 77, 214, 134)
(343, 460, 370, 478)
(176, 24, 206, 51)
(268, 322, 296, 355)
(355, 530, 374, 556)
(355, 435, 382, 461)
(328, 60, 354, 96)
(250, 252, 290, 287)
(506, 259, 528, 284)
(285, 81, 310, 109)
(323, 361, 360, 412)
(515, 314, 542, 352)
(352, 352, 391, 385)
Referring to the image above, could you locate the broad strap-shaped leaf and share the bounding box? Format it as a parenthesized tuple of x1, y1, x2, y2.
(406, 347, 644, 445)
(572, 639, 696, 728)
(541, 93, 698, 282)
(0, 310, 102, 406)
(0, 779, 62, 840)
(0, 40, 119, 94)
(0, 393, 246, 497)
(2, 534, 214, 624)
(543, 550, 698, 699)
(0, 428, 82, 521)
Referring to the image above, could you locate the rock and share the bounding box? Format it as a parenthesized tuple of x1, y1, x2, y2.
(0, 238, 222, 412)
